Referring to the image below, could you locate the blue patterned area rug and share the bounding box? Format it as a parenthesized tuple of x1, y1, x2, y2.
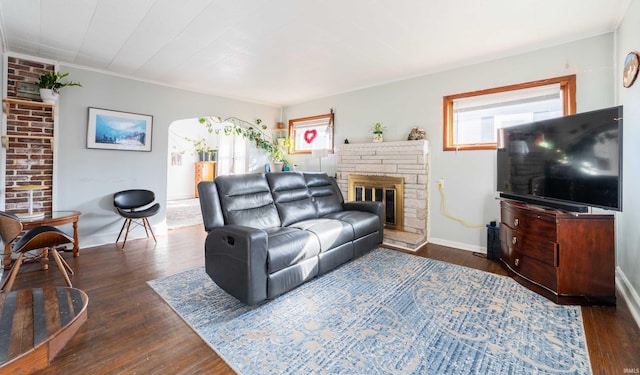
(148, 249, 591, 375)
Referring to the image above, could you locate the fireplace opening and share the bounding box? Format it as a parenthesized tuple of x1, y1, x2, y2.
(347, 175, 404, 231)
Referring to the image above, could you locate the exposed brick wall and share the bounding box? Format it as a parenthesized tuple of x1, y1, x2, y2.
(4, 57, 55, 215)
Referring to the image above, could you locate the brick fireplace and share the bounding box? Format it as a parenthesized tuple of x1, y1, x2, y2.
(336, 140, 430, 251)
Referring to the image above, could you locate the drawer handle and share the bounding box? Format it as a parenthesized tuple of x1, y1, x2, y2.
(511, 236, 517, 245)
(515, 258, 520, 266)
(513, 218, 519, 227)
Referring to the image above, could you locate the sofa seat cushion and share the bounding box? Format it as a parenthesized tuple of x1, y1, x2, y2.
(266, 227, 320, 274)
(323, 211, 380, 239)
(289, 218, 353, 252)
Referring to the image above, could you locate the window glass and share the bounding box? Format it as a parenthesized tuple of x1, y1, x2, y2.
(289, 113, 334, 154)
(443, 75, 576, 151)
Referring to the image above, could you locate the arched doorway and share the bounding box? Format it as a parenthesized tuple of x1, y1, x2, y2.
(165, 117, 262, 229)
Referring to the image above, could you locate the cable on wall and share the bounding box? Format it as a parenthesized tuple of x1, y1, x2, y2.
(437, 182, 483, 228)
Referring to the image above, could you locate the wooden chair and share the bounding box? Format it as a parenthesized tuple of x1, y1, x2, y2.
(0, 211, 74, 293)
(113, 189, 160, 249)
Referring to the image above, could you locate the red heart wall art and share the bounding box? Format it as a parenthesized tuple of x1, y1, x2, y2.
(304, 129, 317, 144)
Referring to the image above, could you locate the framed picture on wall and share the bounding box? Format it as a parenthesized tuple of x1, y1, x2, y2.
(87, 107, 153, 151)
(623, 51, 639, 88)
(16, 82, 41, 100)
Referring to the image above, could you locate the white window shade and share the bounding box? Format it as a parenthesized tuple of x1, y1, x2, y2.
(292, 117, 331, 129)
(453, 84, 561, 110)
(452, 83, 563, 145)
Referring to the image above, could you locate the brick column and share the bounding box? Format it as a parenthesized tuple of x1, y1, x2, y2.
(3, 57, 55, 215)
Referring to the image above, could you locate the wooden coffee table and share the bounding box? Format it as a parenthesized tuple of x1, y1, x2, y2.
(2, 211, 81, 270)
(0, 287, 88, 374)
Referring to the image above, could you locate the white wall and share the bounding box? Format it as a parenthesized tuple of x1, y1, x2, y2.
(284, 34, 615, 252)
(615, 0, 640, 326)
(55, 66, 280, 247)
(167, 118, 216, 201)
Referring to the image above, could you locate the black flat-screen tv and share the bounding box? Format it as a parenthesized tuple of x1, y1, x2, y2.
(497, 106, 623, 212)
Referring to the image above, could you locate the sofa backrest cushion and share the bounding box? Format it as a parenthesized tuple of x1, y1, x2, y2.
(215, 173, 281, 229)
(267, 172, 317, 226)
(304, 172, 344, 216)
(197, 181, 225, 231)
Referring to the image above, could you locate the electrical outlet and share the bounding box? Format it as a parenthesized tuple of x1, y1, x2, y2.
(437, 179, 444, 188)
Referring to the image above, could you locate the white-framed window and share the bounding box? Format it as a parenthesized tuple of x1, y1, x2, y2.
(443, 75, 576, 151)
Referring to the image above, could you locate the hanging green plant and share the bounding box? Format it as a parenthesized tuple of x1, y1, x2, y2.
(199, 116, 289, 163)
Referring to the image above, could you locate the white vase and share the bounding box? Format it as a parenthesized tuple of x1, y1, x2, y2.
(39, 88, 58, 104)
(372, 133, 384, 143)
(269, 161, 284, 173)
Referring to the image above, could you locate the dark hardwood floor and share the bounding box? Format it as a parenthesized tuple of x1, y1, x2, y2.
(1, 225, 638, 374)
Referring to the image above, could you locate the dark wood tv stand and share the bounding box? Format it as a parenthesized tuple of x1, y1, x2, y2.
(499, 200, 615, 305)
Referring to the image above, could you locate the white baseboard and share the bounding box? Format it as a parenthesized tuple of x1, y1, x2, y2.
(427, 237, 486, 254)
(167, 194, 195, 201)
(616, 266, 640, 330)
(78, 223, 168, 250)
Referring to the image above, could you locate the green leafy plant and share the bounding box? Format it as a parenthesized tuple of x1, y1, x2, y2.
(185, 137, 211, 154)
(38, 72, 82, 91)
(199, 116, 288, 162)
(370, 122, 386, 134)
(184, 136, 217, 161)
(271, 137, 291, 163)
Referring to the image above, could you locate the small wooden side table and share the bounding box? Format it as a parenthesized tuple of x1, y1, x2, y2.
(0, 287, 88, 374)
(2, 211, 81, 270)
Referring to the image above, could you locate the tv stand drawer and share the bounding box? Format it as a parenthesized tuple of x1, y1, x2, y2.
(501, 246, 557, 292)
(500, 223, 557, 266)
(500, 203, 557, 240)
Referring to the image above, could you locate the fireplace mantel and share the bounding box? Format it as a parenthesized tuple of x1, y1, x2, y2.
(336, 140, 430, 251)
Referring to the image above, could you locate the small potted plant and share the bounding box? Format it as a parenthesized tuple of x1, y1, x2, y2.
(186, 137, 215, 161)
(38, 71, 82, 103)
(371, 122, 386, 143)
(268, 137, 291, 172)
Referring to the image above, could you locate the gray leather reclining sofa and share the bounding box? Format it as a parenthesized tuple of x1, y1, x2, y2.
(197, 171, 384, 305)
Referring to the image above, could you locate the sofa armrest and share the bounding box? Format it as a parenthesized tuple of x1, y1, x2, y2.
(343, 200, 383, 215)
(343, 201, 384, 242)
(204, 224, 268, 305)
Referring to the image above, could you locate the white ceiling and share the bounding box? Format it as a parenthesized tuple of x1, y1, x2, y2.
(0, 0, 631, 106)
